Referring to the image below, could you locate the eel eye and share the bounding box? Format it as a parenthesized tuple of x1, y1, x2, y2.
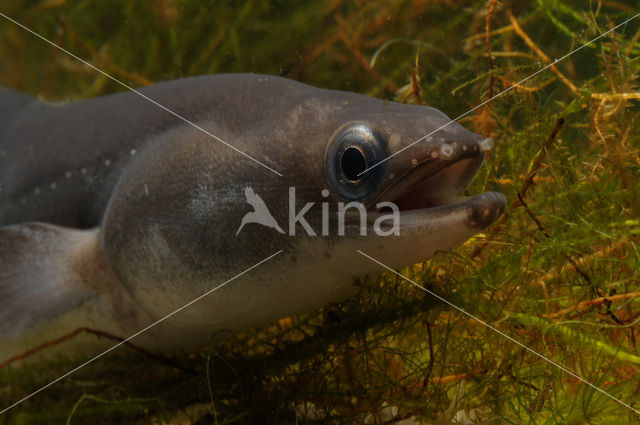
(340, 146, 367, 181)
(325, 123, 386, 200)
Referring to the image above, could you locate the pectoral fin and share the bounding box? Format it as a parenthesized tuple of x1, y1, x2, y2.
(0, 223, 100, 338)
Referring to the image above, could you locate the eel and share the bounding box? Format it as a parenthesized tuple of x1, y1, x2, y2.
(0, 74, 505, 361)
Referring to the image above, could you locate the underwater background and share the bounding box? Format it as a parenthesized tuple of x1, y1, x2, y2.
(1, 0, 640, 424)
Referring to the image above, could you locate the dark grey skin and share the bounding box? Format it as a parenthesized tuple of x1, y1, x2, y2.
(0, 74, 505, 361)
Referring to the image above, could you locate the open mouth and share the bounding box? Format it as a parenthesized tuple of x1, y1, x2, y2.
(369, 143, 506, 229)
(391, 157, 480, 211)
(374, 144, 486, 214)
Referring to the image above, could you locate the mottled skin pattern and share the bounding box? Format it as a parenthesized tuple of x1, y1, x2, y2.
(0, 74, 505, 360)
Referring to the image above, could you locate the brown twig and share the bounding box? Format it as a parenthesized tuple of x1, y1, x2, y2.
(506, 10, 578, 94)
(517, 191, 607, 299)
(430, 371, 477, 385)
(514, 118, 565, 208)
(516, 193, 548, 237)
(592, 92, 640, 144)
(410, 67, 423, 105)
(57, 18, 153, 87)
(625, 25, 640, 58)
(542, 291, 640, 319)
(528, 379, 552, 413)
(534, 237, 628, 287)
(0, 327, 195, 374)
(485, 0, 498, 102)
(471, 118, 565, 258)
(464, 22, 515, 49)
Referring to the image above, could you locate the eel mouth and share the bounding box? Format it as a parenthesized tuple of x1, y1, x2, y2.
(371, 142, 506, 230)
(391, 157, 481, 211)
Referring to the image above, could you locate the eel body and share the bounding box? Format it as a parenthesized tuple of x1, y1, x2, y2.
(0, 74, 505, 361)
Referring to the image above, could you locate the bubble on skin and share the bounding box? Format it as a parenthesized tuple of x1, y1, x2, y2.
(130, 149, 137, 155)
(321, 189, 329, 197)
(479, 137, 494, 152)
(65, 171, 72, 179)
(426, 136, 433, 142)
(431, 151, 438, 159)
(440, 143, 453, 158)
(410, 158, 418, 167)
(463, 145, 468, 151)
(80, 168, 87, 175)
(388, 172, 395, 179)
(50, 182, 57, 189)
(389, 133, 401, 145)
(104, 159, 111, 166)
